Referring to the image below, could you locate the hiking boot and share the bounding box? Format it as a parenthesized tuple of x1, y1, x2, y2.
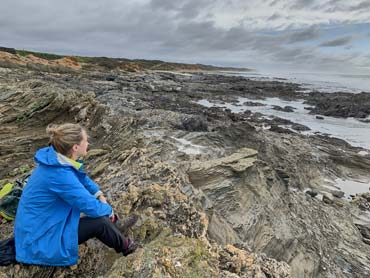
(122, 238, 141, 256)
(115, 213, 139, 234)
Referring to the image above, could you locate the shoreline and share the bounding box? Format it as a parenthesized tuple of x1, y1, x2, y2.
(222, 70, 370, 94)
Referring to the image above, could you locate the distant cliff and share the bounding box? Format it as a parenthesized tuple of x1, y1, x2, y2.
(0, 47, 253, 72)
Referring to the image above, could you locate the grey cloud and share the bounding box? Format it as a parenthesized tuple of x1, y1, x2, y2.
(311, 0, 345, 12)
(180, 0, 213, 18)
(289, 0, 315, 9)
(267, 13, 282, 21)
(150, 0, 213, 19)
(269, 0, 280, 6)
(162, 22, 254, 53)
(319, 36, 353, 47)
(349, 1, 370, 11)
(150, 0, 177, 10)
(287, 26, 320, 43)
(321, 0, 370, 12)
(273, 47, 304, 60)
(249, 34, 287, 53)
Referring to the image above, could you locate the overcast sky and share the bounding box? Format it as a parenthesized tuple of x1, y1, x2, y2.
(1, 0, 370, 74)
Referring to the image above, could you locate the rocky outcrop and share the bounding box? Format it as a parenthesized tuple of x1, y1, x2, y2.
(189, 148, 258, 185)
(305, 91, 370, 118)
(103, 231, 289, 278)
(0, 68, 291, 277)
(1, 66, 370, 277)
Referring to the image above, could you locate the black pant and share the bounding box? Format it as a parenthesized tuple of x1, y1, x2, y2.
(78, 216, 128, 254)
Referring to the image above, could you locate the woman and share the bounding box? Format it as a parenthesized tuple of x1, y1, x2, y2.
(14, 123, 138, 266)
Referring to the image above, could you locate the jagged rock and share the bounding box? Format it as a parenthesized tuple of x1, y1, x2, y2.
(332, 190, 345, 198)
(322, 193, 334, 204)
(176, 115, 208, 132)
(207, 212, 241, 245)
(351, 193, 370, 211)
(275, 168, 289, 179)
(305, 190, 318, 198)
(91, 161, 109, 177)
(189, 148, 258, 186)
(76, 107, 88, 121)
(102, 229, 220, 278)
(85, 149, 109, 160)
(356, 224, 370, 240)
(112, 183, 209, 239)
(220, 245, 290, 277)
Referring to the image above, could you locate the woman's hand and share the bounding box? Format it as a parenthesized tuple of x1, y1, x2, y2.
(110, 213, 118, 223)
(99, 195, 107, 203)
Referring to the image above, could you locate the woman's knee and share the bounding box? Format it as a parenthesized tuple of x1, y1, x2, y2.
(99, 216, 113, 227)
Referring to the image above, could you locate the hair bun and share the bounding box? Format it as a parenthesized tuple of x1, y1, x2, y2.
(46, 124, 61, 138)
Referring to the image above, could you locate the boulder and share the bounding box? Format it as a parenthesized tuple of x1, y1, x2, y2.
(332, 190, 345, 199)
(322, 193, 334, 204)
(305, 190, 318, 198)
(189, 148, 258, 186)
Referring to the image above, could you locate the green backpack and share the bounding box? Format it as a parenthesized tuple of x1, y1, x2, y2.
(0, 174, 30, 221)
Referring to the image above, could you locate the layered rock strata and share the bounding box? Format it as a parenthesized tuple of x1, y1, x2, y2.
(0, 65, 370, 277)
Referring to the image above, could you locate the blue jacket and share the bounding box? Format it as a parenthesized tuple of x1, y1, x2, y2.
(14, 146, 112, 266)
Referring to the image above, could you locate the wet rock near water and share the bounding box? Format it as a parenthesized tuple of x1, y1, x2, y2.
(291, 123, 310, 131)
(242, 101, 265, 107)
(305, 91, 370, 119)
(272, 105, 296, 113)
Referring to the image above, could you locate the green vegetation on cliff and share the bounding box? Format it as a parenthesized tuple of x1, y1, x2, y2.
(9, 48, 252, 72)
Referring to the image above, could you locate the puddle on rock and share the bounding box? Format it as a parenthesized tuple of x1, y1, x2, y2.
(334, 178, 370, 199)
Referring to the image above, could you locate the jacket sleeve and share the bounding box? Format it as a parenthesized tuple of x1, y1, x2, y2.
(82, 174, 101, 197)
(49, 169, 112, 218)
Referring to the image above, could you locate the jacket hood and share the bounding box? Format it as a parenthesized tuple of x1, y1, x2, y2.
(34, 146, 60, 166)
(34, 146, 83, 169)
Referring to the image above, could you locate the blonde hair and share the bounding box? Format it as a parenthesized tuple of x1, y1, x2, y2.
(46, 123, 84, 157)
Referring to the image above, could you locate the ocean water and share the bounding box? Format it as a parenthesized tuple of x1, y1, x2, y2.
(199, 70, 370, 149)
(221, 71, 370, 93)
(197, 97, 370, 150)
